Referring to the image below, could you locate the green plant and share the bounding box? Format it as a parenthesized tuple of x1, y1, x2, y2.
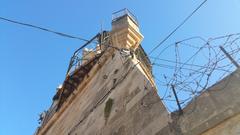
(104, 98, 114, 120)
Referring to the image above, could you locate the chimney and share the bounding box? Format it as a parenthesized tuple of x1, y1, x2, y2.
(110, 9, 143, 50)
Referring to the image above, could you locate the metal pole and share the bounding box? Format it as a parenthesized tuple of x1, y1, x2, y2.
(171, 84, 183, 115)
(220, 46, 240, 68)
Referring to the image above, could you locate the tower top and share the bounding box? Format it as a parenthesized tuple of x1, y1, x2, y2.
(112, 8, 139, 26)
(110, 8, 143, 50)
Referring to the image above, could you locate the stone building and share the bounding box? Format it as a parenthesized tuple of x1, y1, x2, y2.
(35, 9, 240, 135)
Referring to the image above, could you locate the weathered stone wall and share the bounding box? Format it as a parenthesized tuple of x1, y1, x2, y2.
(37, 50, 240, 135)
(201, 113, 240, 135)
(181, 69, 240, 135)
(35, 11, 240, 135)
(156, 69, 240, 135)
(40, 51, 169, 135)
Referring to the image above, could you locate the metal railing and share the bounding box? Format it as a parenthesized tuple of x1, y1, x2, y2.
(66, 31, 110, 76)
(66, 33, 101, 76)
(112, 8, 139, 26)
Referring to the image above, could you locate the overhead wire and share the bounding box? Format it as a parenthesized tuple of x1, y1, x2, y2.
(148, 0, 208, 55)
(0, 16, 90, 42)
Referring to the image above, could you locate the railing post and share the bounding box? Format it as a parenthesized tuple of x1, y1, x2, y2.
(171, 84, 183, 115)
(220, 46, 240, 68)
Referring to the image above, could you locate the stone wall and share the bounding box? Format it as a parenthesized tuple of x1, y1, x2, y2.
(156, 69, 240, 135)
(37, 49, 240, 135)
(38, 50, 169, 135)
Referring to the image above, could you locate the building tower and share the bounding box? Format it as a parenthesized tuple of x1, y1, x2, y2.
(34, 9, 169, 135)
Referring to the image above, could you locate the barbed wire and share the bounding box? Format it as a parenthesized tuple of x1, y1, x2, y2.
(150, 33, 240, 112)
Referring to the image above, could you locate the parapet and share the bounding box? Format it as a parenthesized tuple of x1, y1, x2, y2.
(111, 8, 143, 50)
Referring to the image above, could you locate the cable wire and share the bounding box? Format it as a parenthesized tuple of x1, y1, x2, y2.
(0, 16, 89, 42)
(148, 0, 208, 55)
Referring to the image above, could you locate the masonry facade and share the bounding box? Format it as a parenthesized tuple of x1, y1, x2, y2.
(35, 10, 240, 135)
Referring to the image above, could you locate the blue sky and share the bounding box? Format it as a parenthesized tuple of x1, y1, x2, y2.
(1, 0, 240, 135)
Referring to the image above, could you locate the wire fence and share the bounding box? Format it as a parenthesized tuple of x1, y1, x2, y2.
(150, 33, 240, 112)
